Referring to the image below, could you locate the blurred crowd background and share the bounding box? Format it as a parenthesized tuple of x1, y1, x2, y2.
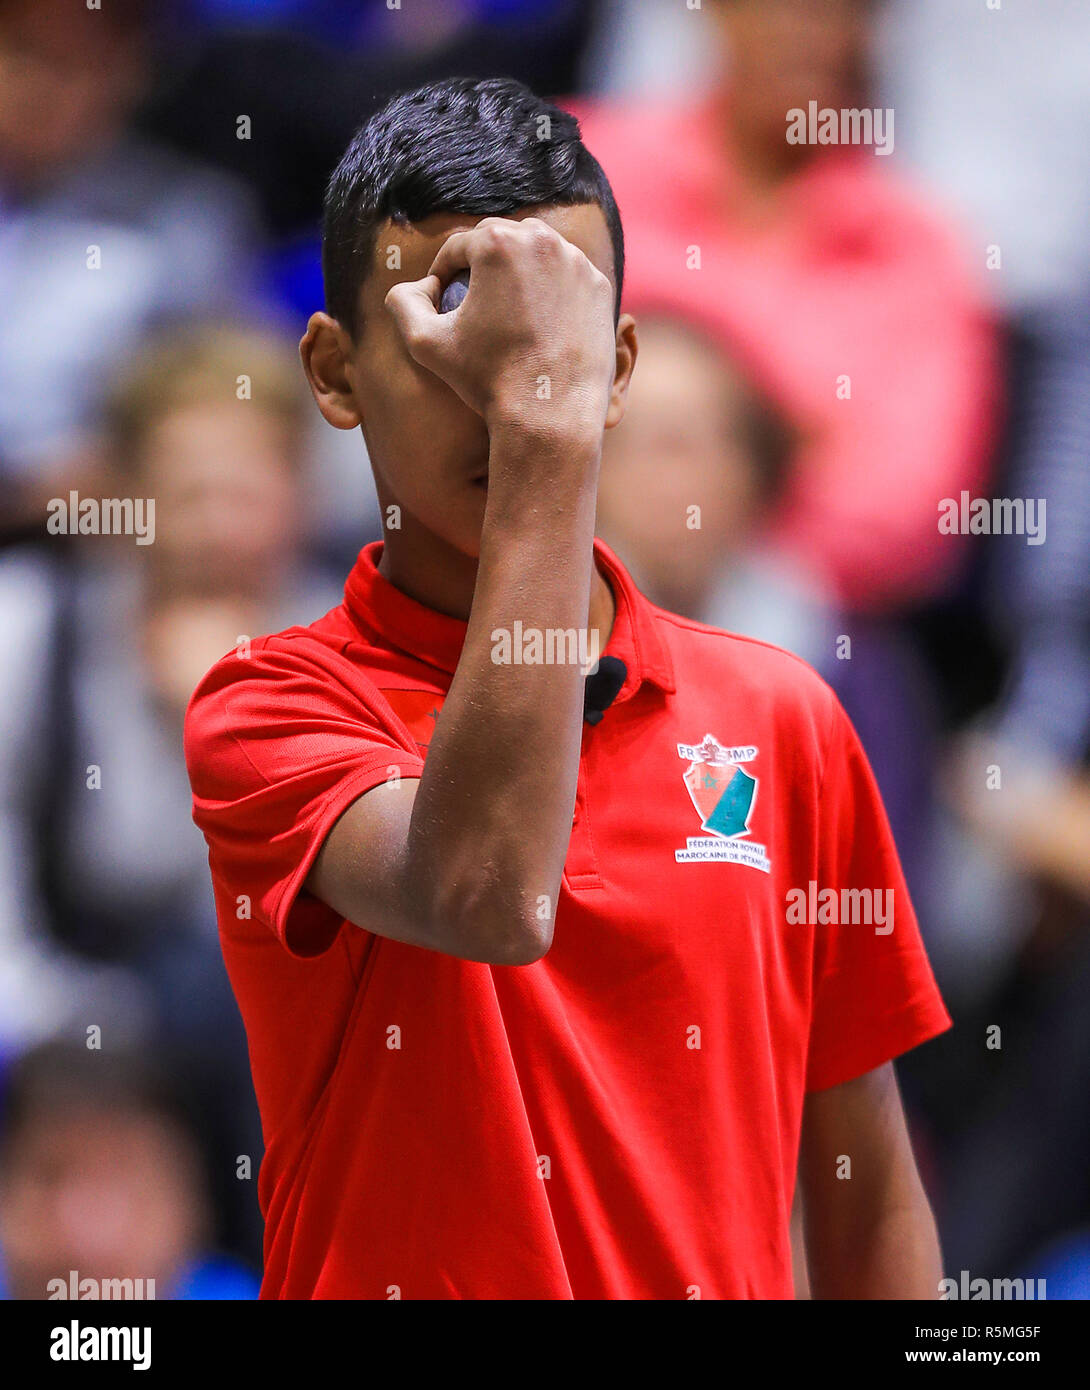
(2, 0, 1089, 1300)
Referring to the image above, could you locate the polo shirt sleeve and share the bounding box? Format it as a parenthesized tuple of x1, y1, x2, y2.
(804, 696, 952, 1092)
(184, 638, 425, 959)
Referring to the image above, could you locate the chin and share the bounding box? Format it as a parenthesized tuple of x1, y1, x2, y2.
(454, 526, 485, 562)
(425, 509, 485, 563)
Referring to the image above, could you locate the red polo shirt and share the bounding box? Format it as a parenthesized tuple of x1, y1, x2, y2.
(184, 537, 951, 1300)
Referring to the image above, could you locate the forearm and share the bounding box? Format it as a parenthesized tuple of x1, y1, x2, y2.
(403, 420, 601, 963)
(308, 212, 619, 963)
(798, 1064, 944, 1300)
(803, 1184, 943, 1299)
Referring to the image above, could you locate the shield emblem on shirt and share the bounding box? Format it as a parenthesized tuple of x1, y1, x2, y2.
(681, 734, 757, 839)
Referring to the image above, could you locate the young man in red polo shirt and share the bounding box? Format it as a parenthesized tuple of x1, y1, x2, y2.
(185, 76, 952, 1300)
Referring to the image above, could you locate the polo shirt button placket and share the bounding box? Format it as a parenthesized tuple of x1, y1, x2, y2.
(572, 727, 589, 826)
(563, 759, 600, 887)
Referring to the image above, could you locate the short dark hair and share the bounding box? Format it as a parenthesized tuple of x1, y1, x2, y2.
(322, 77, 625, 340)
(0, 1041, 194, 1155)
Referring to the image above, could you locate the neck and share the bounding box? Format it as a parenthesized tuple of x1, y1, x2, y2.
(377, 516, 617, 650)
(733, 119, 812, 196)
(714, 88, 814, 204)
(377, 511, 482, 621)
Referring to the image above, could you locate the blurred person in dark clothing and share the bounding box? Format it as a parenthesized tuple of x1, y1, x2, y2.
(0, 1041, 258, 1299)
(0, 0, 260, 537)
(933, 287, 1090, 1281)
(0, 322, 340, 1258)
(8, 323, 337, 956)
(954, 289, 1090, 905)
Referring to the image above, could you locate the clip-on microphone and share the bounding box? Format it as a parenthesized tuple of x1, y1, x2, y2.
(583, 656, 627, 726)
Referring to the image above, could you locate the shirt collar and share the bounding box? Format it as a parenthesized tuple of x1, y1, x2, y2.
(343, 536, 675, 701)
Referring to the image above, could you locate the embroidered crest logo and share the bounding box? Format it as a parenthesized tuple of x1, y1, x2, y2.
(675, 735, 772, 872)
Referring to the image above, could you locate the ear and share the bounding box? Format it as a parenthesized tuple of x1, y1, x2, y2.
(604, 313, 638, 430)
(299, 312, 362, 430)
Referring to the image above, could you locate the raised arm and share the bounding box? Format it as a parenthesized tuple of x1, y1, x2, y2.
(306, 217, 622, 966)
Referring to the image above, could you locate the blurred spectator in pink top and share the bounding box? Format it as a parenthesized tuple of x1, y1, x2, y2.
(570, 0, 1000, 612)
